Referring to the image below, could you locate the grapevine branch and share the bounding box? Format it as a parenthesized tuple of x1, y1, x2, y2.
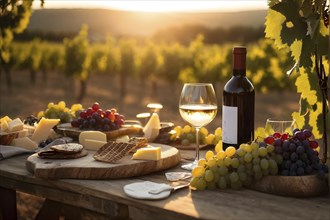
(315, 50, 328, 164)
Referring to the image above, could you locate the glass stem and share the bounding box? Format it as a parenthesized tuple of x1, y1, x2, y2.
(195, 127, 200, 162)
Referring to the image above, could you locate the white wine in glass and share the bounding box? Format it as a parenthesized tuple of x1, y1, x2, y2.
(179, 83, 217, 170)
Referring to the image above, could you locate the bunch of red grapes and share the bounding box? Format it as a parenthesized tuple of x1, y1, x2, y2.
(71, 102, 124, 131)
(263, 129, 328, 176)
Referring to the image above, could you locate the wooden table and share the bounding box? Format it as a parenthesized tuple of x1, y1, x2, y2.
(0, 152, 329, 220)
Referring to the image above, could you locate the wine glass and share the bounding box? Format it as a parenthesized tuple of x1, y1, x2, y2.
(179, 83, 217, 170)
(265, 118, 298, 136)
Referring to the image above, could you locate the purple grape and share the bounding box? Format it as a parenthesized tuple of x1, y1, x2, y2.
(297, 167, 305, 176)
(289, 143, 297, 152)
(296, 145, 305, 155)
(289, 170, 297, 176)
(103, 124, 110, 131)
(296, 160, 303, 167)
(90, 118, 96, 126)
(290, 163, 297, 172)
(294, 131, 305, 141)
(259, 141, 267, 148)
(301, 140, 310, 149)
(92, 112, 100, 120)
(292, 128, 300, 134)
(103, 118, 110, 125)
(273, 138, 283, 147)
(284, 160, 291, 169)
(282, 140, 290, 152)
(274, 146, 283, 154)
(322, 164, 329, 173)
(283, 151, 290, 160)
(299, 153, 308, 162)
(313, 163, 322, 170)
(303, 129, 312, 139)
(290, 152, 298, 162)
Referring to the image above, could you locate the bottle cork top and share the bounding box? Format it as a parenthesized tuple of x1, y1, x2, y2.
(233, 46, 247, 54)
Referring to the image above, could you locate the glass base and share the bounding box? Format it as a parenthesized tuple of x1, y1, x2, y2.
(181, 159, 198, 171)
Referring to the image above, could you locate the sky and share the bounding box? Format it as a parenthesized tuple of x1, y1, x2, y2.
(32, 1, 268, 13)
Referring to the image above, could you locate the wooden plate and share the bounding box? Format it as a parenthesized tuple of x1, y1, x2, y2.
(26, 143, 180, 179)
(248, 174, 329, 197)
(55, 123, 143, 140)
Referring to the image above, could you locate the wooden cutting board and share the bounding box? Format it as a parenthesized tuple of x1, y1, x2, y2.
(26, 143, 180, 179)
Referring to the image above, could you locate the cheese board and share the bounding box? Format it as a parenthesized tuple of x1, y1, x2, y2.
(26, 143, 180, 179)
(55, 123, 143, 140)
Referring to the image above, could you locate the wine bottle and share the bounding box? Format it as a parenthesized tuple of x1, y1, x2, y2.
(222, 46, 255, 149)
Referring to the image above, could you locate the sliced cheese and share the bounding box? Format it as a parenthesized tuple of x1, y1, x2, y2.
(31, 117, 60, 143)
(11, 137, 38, 150)
(1, 119, 9, 132)
(79, 131, 107, 147)
(18, 129, 28, 138)
(8, 118, 24, 132)
(116, 135, 129, 143)
(132, 146, 161, 161)
(84, 139, 107, 150)
(143, 113, 160, 142)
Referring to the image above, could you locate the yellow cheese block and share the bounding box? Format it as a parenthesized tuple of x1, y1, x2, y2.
(1, 119, 9, 132)
(31, 118, 60, 143)
(79, 131, 107, 147)
(84, 139, 107, 150)
(116, 135, 129, 143)
(0, 116, 12, 124)
(8, 118, 24, 132)
(11, 137, 38, 150)
(132, 146, 161, 161)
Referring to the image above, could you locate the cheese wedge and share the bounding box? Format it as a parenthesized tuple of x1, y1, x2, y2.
(0, 116, 12, 124)
(23, 124, 36, 135)
(8, 118, 24, 132)
(11, 137, 38, 150)
(84, 139, 107, 150)
(1, 119, 9, 132)
(31, 118, 60, 143)
(143, 113, 160, 142)
(132, 146, 161, 161)
(79, 131, 107, 147)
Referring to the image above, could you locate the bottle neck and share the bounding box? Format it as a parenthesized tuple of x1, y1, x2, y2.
(232, 47, 246, 77)
(233, 69, 246, 76)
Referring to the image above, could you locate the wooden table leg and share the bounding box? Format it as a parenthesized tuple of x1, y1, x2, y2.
(0, 186, 17, 220)
(35, 199, 62, 220)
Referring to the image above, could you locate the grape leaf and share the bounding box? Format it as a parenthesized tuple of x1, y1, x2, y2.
(271, 0, 307, 46)
(265, 9, 287, 49)
(292, 111, 305, 129)
(289, 39, 302, 64)
(309, 102, 323, 139)
(300, 37, 314, 68)
(299, 97, 310, 115)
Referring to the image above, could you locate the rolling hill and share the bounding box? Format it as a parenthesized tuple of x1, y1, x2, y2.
(27, 9, 267, 38)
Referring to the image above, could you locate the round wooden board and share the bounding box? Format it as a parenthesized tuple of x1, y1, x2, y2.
(248, 174, 329, 197)
(26, 143, 180, 180)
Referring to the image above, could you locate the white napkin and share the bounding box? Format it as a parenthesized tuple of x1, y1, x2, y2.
(0, 145, 34, 160)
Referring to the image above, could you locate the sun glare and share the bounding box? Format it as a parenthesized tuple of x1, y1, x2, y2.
(33, 1, 267, 13)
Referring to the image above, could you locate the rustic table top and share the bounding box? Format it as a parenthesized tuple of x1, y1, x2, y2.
(0, 151, 329, 220)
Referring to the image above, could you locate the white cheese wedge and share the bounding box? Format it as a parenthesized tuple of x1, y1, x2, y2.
(132, 146, 161, 161)
(1, 119, 9, 132)
(11, 137, 38, 150)
(143, 113, 160, 142)
(8, 118, 24, 132)
(31, 118, 60, 143)
(23, 124, 36, 135)
(116, 135, 129, 143)
(17, 129, 28, 138)
(84, 139, 107, 150)
(79, 131, 107, 147)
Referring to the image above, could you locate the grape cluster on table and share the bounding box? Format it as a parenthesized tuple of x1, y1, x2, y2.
(71, 102, 125, 131)
(190, 128, 328, 191)
(264, 129, 328, 176)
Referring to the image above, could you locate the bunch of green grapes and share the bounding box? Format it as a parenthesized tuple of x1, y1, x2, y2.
(38, 101, 83, 123)
(169, 125, 222, 146)
(190, 141, 282, 190)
